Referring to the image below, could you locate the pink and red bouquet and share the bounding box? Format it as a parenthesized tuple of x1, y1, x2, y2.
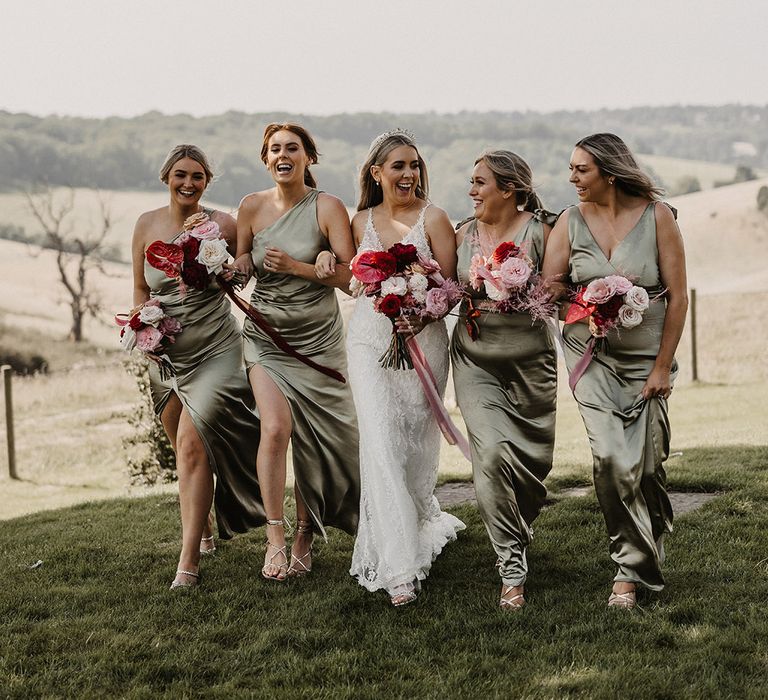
(465, 241, 554, 339)
(116, 298, 182, 379)
(350, 242, 462, 369)
(565, 274, 650, 338)
(145, 213, 236, 293)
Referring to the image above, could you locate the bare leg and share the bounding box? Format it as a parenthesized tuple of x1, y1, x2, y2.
(161, 398, 214, 587)
(160, 396, 215, 564)
(249, 365, 291, 580)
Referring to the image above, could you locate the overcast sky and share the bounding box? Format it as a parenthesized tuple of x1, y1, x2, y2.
(2, 0, 766, 118)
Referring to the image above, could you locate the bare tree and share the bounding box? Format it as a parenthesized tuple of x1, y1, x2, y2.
(25, 187, 112, 342)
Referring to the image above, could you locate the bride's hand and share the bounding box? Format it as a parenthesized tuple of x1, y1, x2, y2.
(315, 250, 337, 279)
(395, 315, 429, 337)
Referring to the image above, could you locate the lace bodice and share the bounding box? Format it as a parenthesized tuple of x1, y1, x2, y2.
(359, 204, 433, 258)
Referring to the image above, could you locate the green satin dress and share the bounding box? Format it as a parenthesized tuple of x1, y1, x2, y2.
(451, 214, 558, 587)
(145, 215, 265, 539)
(242, 189, 359, 537)
(564, 202, 675, 591)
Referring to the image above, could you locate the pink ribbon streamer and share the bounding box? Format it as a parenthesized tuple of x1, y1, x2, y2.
(568, 336, 596, 392)
(405, 336, 471, 461)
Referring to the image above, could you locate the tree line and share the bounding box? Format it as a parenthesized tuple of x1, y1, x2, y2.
(1, 105, 767, 217)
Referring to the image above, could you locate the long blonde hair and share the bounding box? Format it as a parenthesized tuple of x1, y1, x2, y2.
(575, 133, 664, 200)
(260, 122, 319, 188)
(357, 130, 429, 211)
(475, 150, 543, 212)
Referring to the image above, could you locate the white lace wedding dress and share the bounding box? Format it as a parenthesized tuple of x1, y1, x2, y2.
(348, 205, 465, 595)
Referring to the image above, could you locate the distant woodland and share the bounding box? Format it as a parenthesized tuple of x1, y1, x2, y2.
(2, 105, 766, 217)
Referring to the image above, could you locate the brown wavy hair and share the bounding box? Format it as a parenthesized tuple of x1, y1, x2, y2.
(260, 122, 319, 188)
(575, 133, 664, 200)
(475, 150, 543, 212)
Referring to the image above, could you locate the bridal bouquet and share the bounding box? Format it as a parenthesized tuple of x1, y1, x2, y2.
(465, 240, 554, 339)
(350, 242, 462, 369)
(115, 299, 182, 379)
(145, 212, 240, 293)
(565, 274, 650, 338)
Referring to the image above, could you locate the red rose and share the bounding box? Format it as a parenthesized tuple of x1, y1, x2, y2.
(389, 242, 419, 271)
(351, 250, 397, 283)
(128, 314, 144, 330)
(377, 294, 402, 318)
(596, 295, 624, 321)
(181, 261, 210, 290)
(180, 236, 200, 262)
(492, 241, 520, 264)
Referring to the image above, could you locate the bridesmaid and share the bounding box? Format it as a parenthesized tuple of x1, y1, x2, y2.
(232, 123, 359, 581)
(543, 133, 688, 608)
(131, 144, 264, 589)
(451, 151, 557, 611)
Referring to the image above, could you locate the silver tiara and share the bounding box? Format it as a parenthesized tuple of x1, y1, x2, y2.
(371, 128, 417, 150)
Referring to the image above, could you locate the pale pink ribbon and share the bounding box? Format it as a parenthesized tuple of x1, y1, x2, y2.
(405, 336, 471, 461)
(568, 336, 596, 392)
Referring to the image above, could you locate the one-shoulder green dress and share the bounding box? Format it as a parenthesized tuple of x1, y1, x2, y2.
(564, 202, 675, 591)
(145, 214, 265, 539)
(242, 189, 359, 537)
(451, 214, 557, 587)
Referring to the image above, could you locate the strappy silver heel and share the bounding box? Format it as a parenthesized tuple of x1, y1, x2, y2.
(500, 585, 525, 611)
(287, 519, 314, 577)
(199, 535, 216, 555)
(170, 569, 200, 590)
(262, 518, 288, 581)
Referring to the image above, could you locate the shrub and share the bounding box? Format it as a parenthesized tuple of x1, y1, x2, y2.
(121, 354, 176, 485)
(0, 348, 48, 375)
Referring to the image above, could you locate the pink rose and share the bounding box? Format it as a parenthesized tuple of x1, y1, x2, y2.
(190, 220, 221, 241)
(498, 257, 532, 289)
(158, 316, 182, 336)
(583, 278, 615, 304)
(624, 285, 650, 312)
(136, 326, 164, 352)
(604, 275, 633, 295)
(425, 287, 450, 317)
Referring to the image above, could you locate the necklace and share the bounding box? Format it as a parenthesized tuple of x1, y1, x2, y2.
(475, 216, 526, 257)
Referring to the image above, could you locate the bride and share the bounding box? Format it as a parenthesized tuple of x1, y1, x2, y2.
(319, 130, 465, 606)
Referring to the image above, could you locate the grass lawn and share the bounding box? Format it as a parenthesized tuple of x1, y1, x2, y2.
(1, 444, 766, 698)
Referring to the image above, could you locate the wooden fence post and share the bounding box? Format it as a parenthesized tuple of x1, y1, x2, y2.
(690, 288, 698, 382)
(2, 365, 18, 480)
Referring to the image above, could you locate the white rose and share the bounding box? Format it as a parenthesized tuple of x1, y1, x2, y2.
(380, 275, 408, 296)
(196, 238, 230, 274)
(484, 272, 511, 301)
(624, 285, 650, 312)
(138, 304, 165, 327)
(119, 326, 137, 351)
(618, 304, 643, 328)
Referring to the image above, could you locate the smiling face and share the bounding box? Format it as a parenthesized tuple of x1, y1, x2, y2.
(167, 157, 208, 206)
(569, 146, 611, 202)
(468, 160, 513, 221)
(372, 145, 421, 205)
(266, 129, 311, 185)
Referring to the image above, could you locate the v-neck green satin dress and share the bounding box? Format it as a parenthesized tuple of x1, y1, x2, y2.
(451, 214, 558, 587)
(242, 189, 360, 537)
(564, 202, 675, 591)
(145, 214, 265, 539)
